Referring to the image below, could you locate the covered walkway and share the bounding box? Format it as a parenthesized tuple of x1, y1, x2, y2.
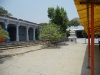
(74, 0, 100, 75)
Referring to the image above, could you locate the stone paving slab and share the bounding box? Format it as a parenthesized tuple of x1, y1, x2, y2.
(0, 45, 43, 56)
(0, 42, 91, 75)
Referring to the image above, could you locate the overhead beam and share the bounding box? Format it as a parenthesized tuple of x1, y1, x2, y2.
(80, 2, 100, 4)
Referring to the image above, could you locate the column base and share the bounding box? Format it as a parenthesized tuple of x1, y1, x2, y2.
(16, 39, 19, 41)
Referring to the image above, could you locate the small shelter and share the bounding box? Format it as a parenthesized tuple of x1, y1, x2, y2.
(68, 30, 77, 43)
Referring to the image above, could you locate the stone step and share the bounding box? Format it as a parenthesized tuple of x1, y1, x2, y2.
(0, 42, 37, 45)
(0, 43, 37, 48)
(0, 44, 39, 50)
(0, 46, 23, 50)
(0, 41, 44, 50)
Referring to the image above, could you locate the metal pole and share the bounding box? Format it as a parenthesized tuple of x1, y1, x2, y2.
(91, 3, 94, 75)
(87, 3, 91, 69)
(88, 27, 91, 69)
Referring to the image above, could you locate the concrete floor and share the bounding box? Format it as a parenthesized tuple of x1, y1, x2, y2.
(0, 41, 100, 75)
(77, 38, 98, 43)
(94, 44, 100, 75)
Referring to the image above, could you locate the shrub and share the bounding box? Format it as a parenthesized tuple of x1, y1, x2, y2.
(0, 26, 10, 39)
(39, 23, 63, 44)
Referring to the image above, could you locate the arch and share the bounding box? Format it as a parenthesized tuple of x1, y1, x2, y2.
(35, 28, 39, 40)
(0, 22, 5, 29)
(19, 26, 26, 41)
(76, 30, 84, 38)
(8, 24, 16, 41)
(28, 27, 33, 40)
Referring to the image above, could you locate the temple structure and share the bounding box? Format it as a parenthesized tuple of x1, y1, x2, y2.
(66, 26, 84, 38)
(68, 30, 77, 43)
(0, 15, 41, 42)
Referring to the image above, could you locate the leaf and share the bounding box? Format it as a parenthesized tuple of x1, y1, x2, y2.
(39, 23, 63, 43)
(0, 26, 10, 39)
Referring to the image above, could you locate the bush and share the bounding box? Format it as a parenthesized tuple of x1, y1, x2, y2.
(82, 30, 87, 38)
(39, 23, 63, 44)
(0, 26, 10, 39)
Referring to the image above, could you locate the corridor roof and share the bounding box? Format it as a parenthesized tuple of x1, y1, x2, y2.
(66, 26, 84, 31)
(74, 0, 100, 34)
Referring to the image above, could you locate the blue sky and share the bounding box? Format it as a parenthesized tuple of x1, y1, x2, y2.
(0, 0, 79, 24)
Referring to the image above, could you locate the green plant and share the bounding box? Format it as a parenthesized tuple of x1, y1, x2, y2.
(67, 20, 80, 27)
(39, 23, 63, 44)
(48, 6, 69, 33)
(82, 30, 87, 38)
(0, 6, 12, 16)
(0, 26, 10, 39)
(82, 30, 87, 43)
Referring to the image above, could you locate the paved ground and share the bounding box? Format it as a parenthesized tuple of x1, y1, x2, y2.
(77, 38, 98, 43)
(0, 39, 100, 75)
(0, 38, 98, 56)
(0, 45, 43, 56)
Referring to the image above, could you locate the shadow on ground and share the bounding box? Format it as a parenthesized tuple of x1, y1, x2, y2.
(0, 42, 69, 64)
(81, 44, 100, 75)
(41, 43, 69, 49)
(0, 55, 13, 64)
(0, 50, 4, 53)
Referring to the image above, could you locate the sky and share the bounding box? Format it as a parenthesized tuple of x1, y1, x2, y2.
(0, 0, 79, 24)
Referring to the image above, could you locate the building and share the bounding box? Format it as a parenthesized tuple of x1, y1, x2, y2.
(68, 30, 77, 43)
(0, 15, 41, 42)
(66, 26, 84, 38)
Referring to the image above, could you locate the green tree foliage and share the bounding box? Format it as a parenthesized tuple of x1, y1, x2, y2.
(39, 23, 63, 44)
(95, 34, 100, 38)
(66, 30, 70, 37)
(67, 20, 80, 27)
(40, 23, 48, 27)
(0, 26, 10, 39)
(82, 30, 87, 38)
(82, 30, 87, 43)
(48, 6, 69, 33)
(0, 6, 12, 16)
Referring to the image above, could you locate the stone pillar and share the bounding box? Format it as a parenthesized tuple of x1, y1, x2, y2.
(33, 27, 36, 40)
(4, 22, 9, 31)
(26, 26, 29, 41)
(4, 22, 10, 43)
(16, 25, 19, 41)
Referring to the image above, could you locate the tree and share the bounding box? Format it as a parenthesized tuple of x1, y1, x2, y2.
(0, 6, 12, 16)
(39, 23, 63, 44)
(0, 26, 10, 39)
(67, 20, 80, 27)
(95, 34, 100, 38)
(82, 30, 87, 38)
(48, 6, 69, 33)
(82, 30, 87, 43)
(40, 23, 48, 27)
